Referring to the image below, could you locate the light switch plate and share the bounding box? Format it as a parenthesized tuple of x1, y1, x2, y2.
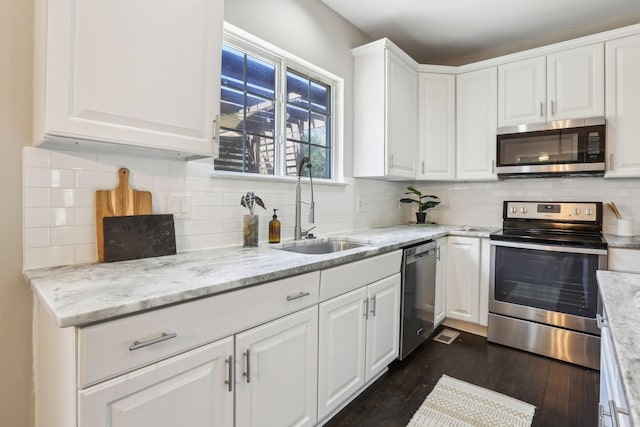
(168, 193, 193, 219)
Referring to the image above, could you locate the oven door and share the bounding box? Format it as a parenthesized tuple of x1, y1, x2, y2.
(490, 240, 607, 335)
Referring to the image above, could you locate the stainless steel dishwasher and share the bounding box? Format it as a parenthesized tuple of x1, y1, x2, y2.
(399, 240, 437, 360)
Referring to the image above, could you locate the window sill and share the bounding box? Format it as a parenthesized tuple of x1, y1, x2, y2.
(210, 171, 348, 186)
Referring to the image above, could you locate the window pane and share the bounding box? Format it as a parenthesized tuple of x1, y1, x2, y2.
(309, 113, 328, 147)
(286, 105, 309, 142)
(245, 94, 275, 136)
(287, 71, 309, 109)
(246, 55, 275, 99)
(221, 46, 245, 92)
(214, 130, 244, 172)
(285, 141, 309, 177)
(310, 145, 330, 179)
(310, 81, 329, 114)
(245, 135, 275, 174)
(220, 86, 245, 130)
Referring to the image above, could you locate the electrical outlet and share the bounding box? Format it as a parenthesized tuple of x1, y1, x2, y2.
(169, 194, 193, 219)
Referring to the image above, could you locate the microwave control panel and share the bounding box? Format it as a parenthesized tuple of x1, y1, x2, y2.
(505, 201, 600, 222)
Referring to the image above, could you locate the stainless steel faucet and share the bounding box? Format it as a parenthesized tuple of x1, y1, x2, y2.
(295, 157, 316, 240)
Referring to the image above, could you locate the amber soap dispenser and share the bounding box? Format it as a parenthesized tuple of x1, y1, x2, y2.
(269, 209, 281, 243)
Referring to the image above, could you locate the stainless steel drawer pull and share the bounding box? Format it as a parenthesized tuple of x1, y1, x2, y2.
(363, 298, 369, 319)
(596, 313, 608, 329)
(370, 295, 377, 317)
(540, 101, 544, 117)
(225, 355, 233, 392)
(287, 291, 310, 301)
(129, 332, 177, 351)
(243, 350, 251, 383)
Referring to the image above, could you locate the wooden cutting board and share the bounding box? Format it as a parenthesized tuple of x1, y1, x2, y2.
(95, 168, 152, 262)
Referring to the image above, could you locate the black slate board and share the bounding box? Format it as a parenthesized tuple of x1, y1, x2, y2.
(103, 214, 176, 262)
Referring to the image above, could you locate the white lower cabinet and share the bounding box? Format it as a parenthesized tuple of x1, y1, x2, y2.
(235, 306, 318, 427)
(317, 273, 401, 421)
(79, 337, 234, 427)
(446, 236, 481, 323)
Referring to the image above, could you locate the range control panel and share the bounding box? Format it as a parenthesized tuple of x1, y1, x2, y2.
(504, 201, 600, 222)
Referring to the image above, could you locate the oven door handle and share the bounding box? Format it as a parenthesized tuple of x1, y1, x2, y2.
(489, 239, 607, 255)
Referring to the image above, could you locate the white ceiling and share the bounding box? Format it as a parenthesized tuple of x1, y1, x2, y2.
(321, 0, 640, 65)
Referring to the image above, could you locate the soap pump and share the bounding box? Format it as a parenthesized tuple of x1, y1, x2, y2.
(269, 209, 281, 243)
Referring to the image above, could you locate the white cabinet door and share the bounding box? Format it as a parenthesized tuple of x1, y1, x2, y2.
(353, 40, 417, 179)
(36, 0, 223, 157)
(446, 236, 480, 323)
(498, 57, 546, 126)
(434, 237, 447, 326)
(317, 288, 367, 420)
(418, 73, 456, 180)
(78, 337, 234, 427)
(456, 67, 498, 181)
(606, 34, 640, 178)
(365, 273, 401, 382)
(386, 52, 418, 178)
(547, 44, 604, 121)
(235, 306, 318, 427)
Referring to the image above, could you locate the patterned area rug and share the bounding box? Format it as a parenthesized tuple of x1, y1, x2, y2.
(407, 375, 535, 427)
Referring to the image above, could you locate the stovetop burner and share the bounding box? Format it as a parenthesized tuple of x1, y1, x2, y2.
(490, 201, 607, 249)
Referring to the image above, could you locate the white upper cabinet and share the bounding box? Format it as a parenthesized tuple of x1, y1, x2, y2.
(498, 44, 604, 127)
(498, 57, 546, 126)
(353, 39, 418, 179)
(34, 0, 223, 158)
(417, 73, 456, 180)
(547, 44, 604, 120)
(605, 34, 640, 178)
(456, 67, 498, 181)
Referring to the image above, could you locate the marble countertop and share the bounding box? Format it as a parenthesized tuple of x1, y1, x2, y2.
(25, 224, 497, 328)
(597, 270, 640, 426)
(604, 234, 640, 249)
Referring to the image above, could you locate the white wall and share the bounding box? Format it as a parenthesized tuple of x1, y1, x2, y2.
(414, 177, 640, 235)
(1, 0, 33, 426)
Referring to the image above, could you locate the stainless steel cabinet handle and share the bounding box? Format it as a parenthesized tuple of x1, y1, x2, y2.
(551, 100, 556, 116)
(540, 101, 544, 117)
(597, 313, 608, 329)
(436, 246, 441, 261)
(491, 160, 495, 173)
(388, 154, 394, 169)
(421, 161, 425, 174)
(286, 291, 310, 301)
(363, 298, 369, 319)
(243, 350, 251, 383)
(224, 355, 233, 392)
(370, 295, 377, 317)
(129, 332, 177, 351)
(609, 153, 613, 171)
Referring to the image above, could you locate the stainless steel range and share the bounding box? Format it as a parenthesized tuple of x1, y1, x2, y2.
(488, 201, 607, 369)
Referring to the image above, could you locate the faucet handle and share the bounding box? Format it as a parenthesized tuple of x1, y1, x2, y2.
(301, 225, 316, 238)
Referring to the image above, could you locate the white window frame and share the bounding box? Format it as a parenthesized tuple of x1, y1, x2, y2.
(213, 22, 344, 183)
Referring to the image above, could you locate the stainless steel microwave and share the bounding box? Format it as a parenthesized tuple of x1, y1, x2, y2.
(496, 117, 606, 178)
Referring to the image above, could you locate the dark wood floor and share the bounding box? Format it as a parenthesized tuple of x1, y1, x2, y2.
(324, 329, 599, 427)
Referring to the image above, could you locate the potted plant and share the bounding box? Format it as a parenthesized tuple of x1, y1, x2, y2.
(240, 191, 266, 247)
(400, 186, 440, 224)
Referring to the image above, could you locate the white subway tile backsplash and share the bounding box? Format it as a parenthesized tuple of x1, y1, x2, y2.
(24, 168, 75, 188)
(24, 228, 50, 248)
(50, 151, 98, 170)
(75, 170, 118, 189)
(50, 188, 93, 208)
(75, 244, 96, 264)
(23, 147, 51, 167)
(50, 226, 94, 246)
(24, 246, 75, 270)
(24, 188, 50, 208)
(24, 207, 76, 228)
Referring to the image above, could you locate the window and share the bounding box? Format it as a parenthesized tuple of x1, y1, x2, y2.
(215, 27, 338, 180)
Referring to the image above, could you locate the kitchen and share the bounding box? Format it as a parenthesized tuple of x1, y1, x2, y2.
(5, 0, 640, 426)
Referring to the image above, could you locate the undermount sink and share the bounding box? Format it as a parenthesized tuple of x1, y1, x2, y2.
(278, 240, 369, 255)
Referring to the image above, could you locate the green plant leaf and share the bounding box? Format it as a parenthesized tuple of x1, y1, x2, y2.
(254, 196, 266, 210)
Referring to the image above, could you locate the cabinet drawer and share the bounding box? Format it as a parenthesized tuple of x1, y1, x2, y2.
(78, 271, 320, 387)
(319, 251, 402, 301)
